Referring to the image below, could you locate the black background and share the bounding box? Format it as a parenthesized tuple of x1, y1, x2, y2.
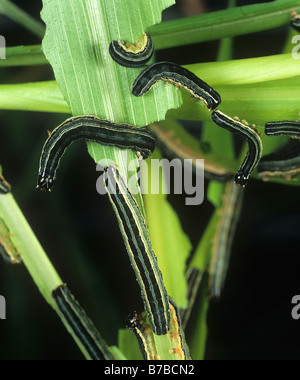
(0, 0, 300, 360)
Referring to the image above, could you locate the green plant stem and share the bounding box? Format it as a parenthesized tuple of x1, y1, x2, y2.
(1, 52, 299, 113)
(0, 81, 69, 113)
(0, 193, 62, 306)
(149, 0, 300, 49)
(0, 45, 48, 67)
(185, 54, 300, 86)
(0, 0, 45, 38)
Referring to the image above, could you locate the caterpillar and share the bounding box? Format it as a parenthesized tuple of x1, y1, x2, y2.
(131, 61, 221, 111)
(265, 120, 300, 139)
(258, 140, 300, 181)
(211, 111, 263, 186)
(104, 165, 170, 335)
(126, 311, 158, 360)
(109, 33, 154, 68)
(37, 115, 155, 191)
(52, 284, 115, 360)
